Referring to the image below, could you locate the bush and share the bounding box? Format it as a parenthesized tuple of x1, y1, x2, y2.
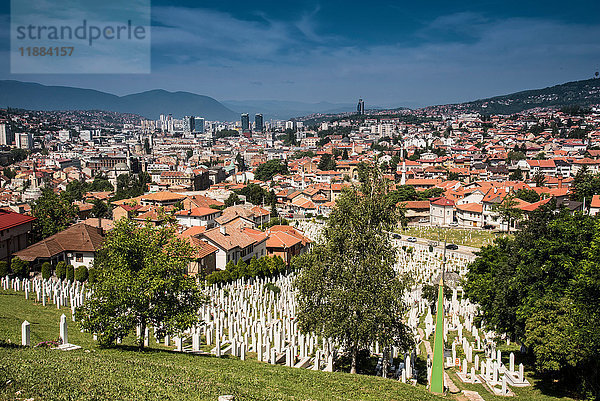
(41, 262, 52, 280)
(55, 261, 67, 280)
(0, 261, 8, 277)
(66, 264, 75, 282)
(88, 268, 99, 284)
(10, 257, 29, 278)
(75, 266, 88, 282)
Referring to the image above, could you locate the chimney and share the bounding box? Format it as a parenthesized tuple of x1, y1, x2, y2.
(97, 217, 103, 236)
(220, 225, 227, 235)
(558, 176, 563, 189)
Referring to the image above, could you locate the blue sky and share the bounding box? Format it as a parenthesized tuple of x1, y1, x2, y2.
(1, 0, 599, 107)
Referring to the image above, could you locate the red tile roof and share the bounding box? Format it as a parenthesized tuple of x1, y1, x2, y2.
(0, 210, 36, 231)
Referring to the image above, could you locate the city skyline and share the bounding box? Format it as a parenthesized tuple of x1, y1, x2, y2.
(0, 1, 599, 107)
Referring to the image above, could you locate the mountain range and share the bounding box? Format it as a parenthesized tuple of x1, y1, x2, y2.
(1, 78, 599, 121)
(0, 80, 238, 121)
(452, 78, 600, 115)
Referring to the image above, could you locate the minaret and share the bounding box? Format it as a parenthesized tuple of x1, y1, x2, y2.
(400, 141, 407, 186)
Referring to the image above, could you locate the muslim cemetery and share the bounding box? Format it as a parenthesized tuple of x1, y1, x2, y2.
(0, 219, 578, 401)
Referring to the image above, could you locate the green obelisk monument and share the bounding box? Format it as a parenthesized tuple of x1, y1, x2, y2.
(430, 275, 445, 393)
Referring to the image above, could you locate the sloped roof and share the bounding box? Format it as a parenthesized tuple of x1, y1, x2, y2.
(0, 210, 36, 231)
(15, 223, 104, 262)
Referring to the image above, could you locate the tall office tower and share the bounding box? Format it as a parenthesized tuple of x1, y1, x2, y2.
(193, 117, 205, 133)
(254, 114, 264, 132)
(357, 98, 365, 115)
(241, 113, 250, 132)
(183, 116, 195, 133)
(0, 123, 14, 146)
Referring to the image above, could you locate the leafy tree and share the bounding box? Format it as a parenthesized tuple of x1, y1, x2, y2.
(10, 257, 29, 278)
(270, 190, 278, 217)
(254, 159, 288, 182)
(572, 167, 600, 205)
(317, 154, 336, 171)
(0, 261, 8, 277)
(236, 184, 268, 205)
(76, 218, 204, 348)
(515, 189, 540, 203)
(91, 175, 114, 192)
(3, 167, 16, 181)
(91, 199, 110, 218)
(75, 266, 89, 282)
(507, 151, 526, 162)
(66, 264, 75, 282)
(532, 171, 546, 187)
(64, 180, 86, 202)
(509, 168, 523, 181)
(224, 193, 241, 207)
(113, 172, 150, 200)
(31, 188, 78, 240)
(447, 171, 460, 181)
(342, 149, 349, 160)
(55, 261, 67, 280)
(464, 211, 600, 397)
(41, 262, 52, 280)
(294, 167, 412, 374)
(492, 194, 523, 233)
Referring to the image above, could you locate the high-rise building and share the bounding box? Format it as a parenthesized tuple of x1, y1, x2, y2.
(0, 124, 14, 146)
(357, 98, 365, 115)
(254, 114, 264, 132)
(183, 116, 195, 133)
(193, 117, 205, 133)
(241, 113, 250, 132)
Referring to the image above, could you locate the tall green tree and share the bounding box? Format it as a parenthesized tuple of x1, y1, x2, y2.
(317, 153, 336, 171)
(464, 209, 600, 397)
(76, 218, 204, 348)
(91, 199, 110, 218)
(294, 167, 412, 374)
(31, 188, 78, 240)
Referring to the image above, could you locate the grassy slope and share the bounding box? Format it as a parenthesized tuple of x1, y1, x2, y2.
(0, 291, 443, 401)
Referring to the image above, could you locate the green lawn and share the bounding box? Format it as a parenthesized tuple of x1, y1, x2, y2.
(399, 226, 511, 248)
(0, 290, 443, 401)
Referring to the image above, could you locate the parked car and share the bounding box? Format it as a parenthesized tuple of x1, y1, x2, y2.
(407, 237, 417, 243)
(445, 243, 459, 250)
(449, 222, 458, 227)
(392, 233, 401, 239)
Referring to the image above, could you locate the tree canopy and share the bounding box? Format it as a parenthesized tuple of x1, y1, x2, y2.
(76, 218, 204, 348)
(254, 159, 288, 182)
(293, 167, 412, 374)
(464, 208, 600, 397)
(31, 188, 78, 240)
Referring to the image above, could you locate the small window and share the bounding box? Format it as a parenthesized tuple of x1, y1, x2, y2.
(76, 253, 83, 262)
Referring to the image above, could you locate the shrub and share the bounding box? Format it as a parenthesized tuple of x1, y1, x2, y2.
(75, 266, 88, 282)
(41, 262, 52, 280)
(10, 257, 29, 278)
(0, 261, 8, 277)
(66, 264, 75, 282)
(88, 268, 99, 284)
(55, 261, 67, 280)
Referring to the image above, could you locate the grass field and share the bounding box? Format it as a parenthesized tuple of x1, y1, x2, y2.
(399, 226, 512, 248)
(0, 290, 442, 401)
(0, 289, 579, 401)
